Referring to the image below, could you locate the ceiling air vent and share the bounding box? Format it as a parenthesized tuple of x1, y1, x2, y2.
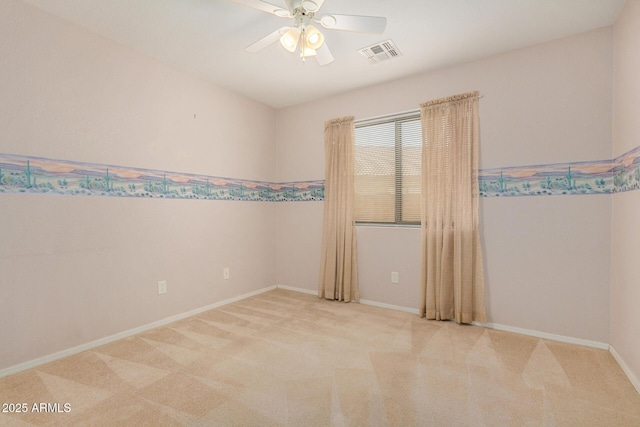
(358, 39, 402, 64)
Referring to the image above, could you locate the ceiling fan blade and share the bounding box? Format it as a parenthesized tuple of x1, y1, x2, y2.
(302, 0, 325, 12)
(314, 0, 326, 10)
(284, 0, 325, 13)
(315, 43, 334, 66)
(245, 27, 289, 53)
(228, 0, 291, 17)
(318, 14, 387, 33)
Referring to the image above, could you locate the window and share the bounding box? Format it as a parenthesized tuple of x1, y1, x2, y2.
(354, 111, 422, 224)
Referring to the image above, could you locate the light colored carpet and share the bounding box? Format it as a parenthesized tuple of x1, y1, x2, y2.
(1, 288, 639, 426)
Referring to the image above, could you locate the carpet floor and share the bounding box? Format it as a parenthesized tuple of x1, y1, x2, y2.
(1, 288, 639, 426)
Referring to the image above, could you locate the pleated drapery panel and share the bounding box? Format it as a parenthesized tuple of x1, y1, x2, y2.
(318, 116, 359, 302)
(419, 92, 486, 324)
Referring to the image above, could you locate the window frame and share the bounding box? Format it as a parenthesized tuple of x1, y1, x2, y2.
(354, 110, 422, 227)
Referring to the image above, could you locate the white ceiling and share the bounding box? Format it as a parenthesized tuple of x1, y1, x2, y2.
(21, 0, 626, 109)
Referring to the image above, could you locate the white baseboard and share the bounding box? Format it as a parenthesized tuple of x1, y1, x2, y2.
(610, 345, 640, 395)
(276, 284, 317, 296)
(472, 321, 609, 350)
(359, 299, 420, 315)
(275, 285, 421, 315)
(0, 285, 277, 379)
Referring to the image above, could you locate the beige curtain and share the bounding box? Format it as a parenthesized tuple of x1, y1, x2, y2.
(318, 116, 359, 302)
(419, 92, 486, 324)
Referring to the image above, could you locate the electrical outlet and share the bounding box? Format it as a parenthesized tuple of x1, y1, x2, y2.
(391, 272, 399, 284)
(223, 268, 230, 280)
(158, 280, 167, 295)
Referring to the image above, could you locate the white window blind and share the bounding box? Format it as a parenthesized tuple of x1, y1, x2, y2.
(354, 112, 422, 224)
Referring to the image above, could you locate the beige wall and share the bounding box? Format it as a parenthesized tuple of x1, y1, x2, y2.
(612, 0, 640, 390)
(0, 0, 276, 371)
(276, 28, 614, 343)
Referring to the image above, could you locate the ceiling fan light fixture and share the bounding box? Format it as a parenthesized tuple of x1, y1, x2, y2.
(300, 47, 317, 58)
(280, 27, 301, 52)
(304, 25, 324, 49)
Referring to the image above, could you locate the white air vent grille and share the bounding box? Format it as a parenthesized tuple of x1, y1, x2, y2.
(359, 39, 402, 64)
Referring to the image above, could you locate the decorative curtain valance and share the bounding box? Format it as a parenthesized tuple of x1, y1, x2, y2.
(420, 91, 480, 108)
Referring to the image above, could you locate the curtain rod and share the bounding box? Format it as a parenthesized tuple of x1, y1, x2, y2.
(356, 108, 419, 124)
(356, 95, 483, 123)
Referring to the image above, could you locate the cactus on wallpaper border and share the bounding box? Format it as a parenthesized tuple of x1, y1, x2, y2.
(231, 182, 245, 198)
(144, 180, 154, 193)
(498, 171, 506, 192)
(565, 166, 575, 190)
(613, 171, 624, 188)
(205, 179, 211, 197)
(161, 174, 170, 194)
(104, 168, 113, 192)
(259, 187, 272, 199)
(24, 160, 36, 188)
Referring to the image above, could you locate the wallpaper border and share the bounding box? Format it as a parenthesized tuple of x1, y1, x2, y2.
(1, 146, 639, 202)
(478, 145, 640, 197)
(0, 154, 323, 202)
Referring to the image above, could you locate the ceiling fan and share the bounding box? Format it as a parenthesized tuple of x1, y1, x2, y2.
(229, 0, 387, 65)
